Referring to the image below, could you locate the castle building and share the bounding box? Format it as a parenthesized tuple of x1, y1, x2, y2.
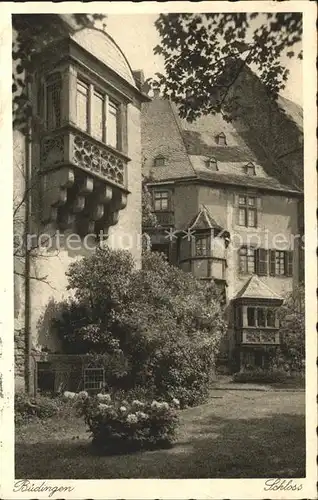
(13, 14, 149, 393)
(141, 85, 303, 371)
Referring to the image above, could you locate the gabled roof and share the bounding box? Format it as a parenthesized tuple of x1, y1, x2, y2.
(235, 275, 283, 301)
(187, 206, 223, 231)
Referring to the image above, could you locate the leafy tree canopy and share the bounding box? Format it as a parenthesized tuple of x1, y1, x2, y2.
(147, 13, 302, 121)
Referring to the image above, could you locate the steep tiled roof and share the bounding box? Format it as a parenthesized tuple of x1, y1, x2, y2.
(187, 206, 223, 231)
(193, 169, 301, 194)
(235, 275, 283, 301)
(141, 98, 196, 181)
(142, 96, 302, 194)
(278, 96, 303, 132)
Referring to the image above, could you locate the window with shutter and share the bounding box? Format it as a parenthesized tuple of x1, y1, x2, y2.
(256, 248, 268, 276)
(239, 246, 256, 274)
(285, 251, 293, 276)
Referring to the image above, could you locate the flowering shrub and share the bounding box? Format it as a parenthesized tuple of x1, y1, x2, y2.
(78, 393, 179, 454)
(56, 248, 226, 407)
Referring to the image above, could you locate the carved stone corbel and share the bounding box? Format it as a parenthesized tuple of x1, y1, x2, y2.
(41, 167, 75, 224)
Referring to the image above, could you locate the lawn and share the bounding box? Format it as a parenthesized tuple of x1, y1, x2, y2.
(15, 390, 305, 479)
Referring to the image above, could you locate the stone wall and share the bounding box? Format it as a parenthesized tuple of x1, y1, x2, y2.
(14, 327, 25, 392)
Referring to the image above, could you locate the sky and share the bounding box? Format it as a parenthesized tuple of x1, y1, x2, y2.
(104, 14, 303, 106)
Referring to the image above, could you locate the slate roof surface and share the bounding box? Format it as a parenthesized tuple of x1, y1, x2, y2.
(193, 169, 301, 193)
(277, 96, 303, 132)
(235, 275, 283, 301)
(187, 206, 223, 231)
(143, 98, 302, 194)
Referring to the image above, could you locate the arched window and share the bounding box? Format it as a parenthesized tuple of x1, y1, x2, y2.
(46, 73, 62, 130)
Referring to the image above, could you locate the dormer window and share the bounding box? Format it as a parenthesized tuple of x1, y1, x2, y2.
(244, 162, 256, 176)
(46, 73, 62, 130)
(206, 157, 218, 171)
(154, 155, 166, 167)
(216, 132, 227, 146)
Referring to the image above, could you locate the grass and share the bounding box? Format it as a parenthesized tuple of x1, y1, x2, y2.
(15, 390, 305, 479)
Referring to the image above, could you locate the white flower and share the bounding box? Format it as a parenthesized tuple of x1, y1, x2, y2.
(132, 399, 144, 408)
(119, 406, 127, 412)
(63, 391, 76, 399)
(136, 411, 148, 420)
(161, 402, 170, 410)
(126, 413, 138, 424)
(172, 398, 180, 408)
(78, 391, 89, 399)
(151, 400, 169, 410)
(97, 393, 111, 403)
(99, 403, 112, 410)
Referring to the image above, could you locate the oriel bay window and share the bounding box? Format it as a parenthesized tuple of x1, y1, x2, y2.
(246, 306, 277, 328)
(195, 232, 210, 256)
(75, 78, 120, 150)
(46, 73, 62, 130)
(76, 79, 89, 132)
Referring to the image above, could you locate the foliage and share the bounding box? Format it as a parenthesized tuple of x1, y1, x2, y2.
(149, 13, 302, 121)
(141, 175, 158, 229)
(12, 14, 107, 131)
(232, 368, 289, 384)
(56, 247, 227, 406)
(272, 284, 305, 373)
(15, 393, 66, 425)
(78, 392, 179, 453)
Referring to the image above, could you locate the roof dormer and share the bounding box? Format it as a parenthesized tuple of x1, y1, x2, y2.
(244, 162, 256, 176)
(216, 132, 227, 146)
(205, 157, 218, 171)
(154, 155, 166, 167)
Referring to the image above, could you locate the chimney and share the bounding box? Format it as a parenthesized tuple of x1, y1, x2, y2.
(133, 70, 145, 90)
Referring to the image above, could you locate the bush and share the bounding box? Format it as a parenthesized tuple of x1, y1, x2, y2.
(15, 393, 78, 426)
(232, 368, 288, 384)
(78, 392, 180, 454)
(55, 247, 227, 408)
(15, 393, 62, 425)
(273, 284, 305, 373)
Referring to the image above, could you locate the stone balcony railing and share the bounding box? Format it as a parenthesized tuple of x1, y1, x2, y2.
(39, 126, 129, 235)
(238, 329, 280, 345)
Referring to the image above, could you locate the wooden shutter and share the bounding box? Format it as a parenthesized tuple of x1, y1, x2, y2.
(256, 248, 268, 276)
(285, 251, 293, 276)
(269, 250, 276, 276)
